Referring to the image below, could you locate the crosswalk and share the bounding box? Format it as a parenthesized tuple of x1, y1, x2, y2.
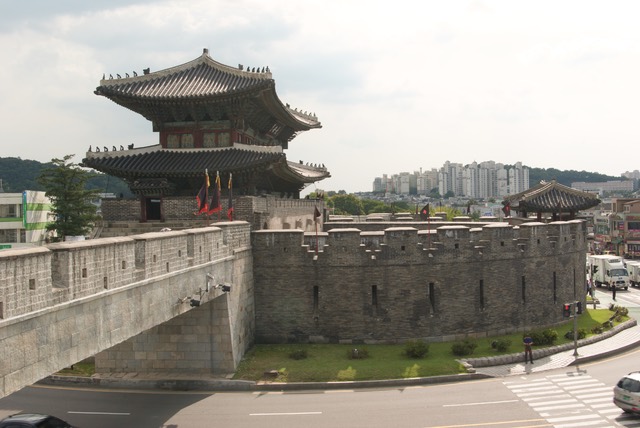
(505, 372, 640, 427)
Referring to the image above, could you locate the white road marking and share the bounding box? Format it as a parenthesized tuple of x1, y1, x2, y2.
(250, 411, 322, 416)
(443, 399, 518, 407)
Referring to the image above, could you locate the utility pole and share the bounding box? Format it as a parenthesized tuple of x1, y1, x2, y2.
(573, 300, 579, 358)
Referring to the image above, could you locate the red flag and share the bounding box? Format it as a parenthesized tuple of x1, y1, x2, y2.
(227, 173, 234, 221)
(502, 202, 511, 217)
(420, 204, 430, 220)
(207, 172, 222, 214)
(195, 171, 209, 215)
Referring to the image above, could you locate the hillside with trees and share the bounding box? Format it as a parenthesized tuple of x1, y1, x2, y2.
(0, 156, 132, 197)
(522, 165, 621, 187)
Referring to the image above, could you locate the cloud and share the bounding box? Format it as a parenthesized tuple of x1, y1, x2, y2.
(2, 0, 640, 193)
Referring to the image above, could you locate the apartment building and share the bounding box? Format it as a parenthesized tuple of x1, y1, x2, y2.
(375, 160, 529, 199)
(0, 190, 52, 249)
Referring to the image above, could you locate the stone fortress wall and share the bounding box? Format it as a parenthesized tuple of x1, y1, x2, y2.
(252, 220, 588, 344)
(0, 215, 588, 396)
(0, 222, 254, 396)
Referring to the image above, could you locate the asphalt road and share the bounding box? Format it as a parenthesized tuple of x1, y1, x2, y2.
(2, 288, 640, 427)
(2, 348, 639, 428)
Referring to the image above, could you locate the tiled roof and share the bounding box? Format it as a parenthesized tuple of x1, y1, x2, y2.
(82, 145, 329, 183)
(94, 48, 321, 130)
(504, 180, 601, 212)
(96, 52, 272, 99)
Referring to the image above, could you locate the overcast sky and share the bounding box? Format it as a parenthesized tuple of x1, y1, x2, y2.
(2, 0, 640, 194)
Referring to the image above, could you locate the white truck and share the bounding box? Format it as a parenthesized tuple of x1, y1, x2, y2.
(627, 261, 640, 287)
(588, 254, 630, 290)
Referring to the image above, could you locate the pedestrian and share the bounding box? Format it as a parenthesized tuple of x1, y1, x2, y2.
(523, 335, 534, 364)
(612, 284, 617, 301)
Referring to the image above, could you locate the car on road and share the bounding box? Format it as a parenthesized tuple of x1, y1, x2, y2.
(614, 371, 640, 413)
(0, 413, 76, 427)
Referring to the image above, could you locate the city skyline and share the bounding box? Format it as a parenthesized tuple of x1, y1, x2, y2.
(373, 160, 530, 199)
(373, 160, 640, 198)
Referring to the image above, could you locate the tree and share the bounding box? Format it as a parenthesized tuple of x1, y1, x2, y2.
(434, 206, 462, 221)
(329, 194, 364, 215)
(362, 199, 388, 214)
(37, 155, 101, 242)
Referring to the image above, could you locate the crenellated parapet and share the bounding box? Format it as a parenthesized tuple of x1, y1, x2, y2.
(0, 223, 250, 321)
(252, 220, 588, 344)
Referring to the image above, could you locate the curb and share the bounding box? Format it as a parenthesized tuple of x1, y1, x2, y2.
(38, 372, 491, 392)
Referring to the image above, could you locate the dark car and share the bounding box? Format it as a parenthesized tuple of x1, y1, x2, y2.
(0, 413, 75, 428)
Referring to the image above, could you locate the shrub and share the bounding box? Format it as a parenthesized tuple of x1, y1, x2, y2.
(491, 339, 511, 353)
(615, 306, 629, 317)
(451, 340, 478, 357)
(289, 349, 308, 360)
(404, 340, 430, 359)
(564, 328, 587, 340)
(347, 348, 369, 359)
(542, 329, 558, 345)
(524, 329, 558, 346)
(591, 325, 604, 334)
(603, 320, 613, 329)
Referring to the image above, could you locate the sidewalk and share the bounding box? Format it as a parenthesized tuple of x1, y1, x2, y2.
(473, 290, 640, 377)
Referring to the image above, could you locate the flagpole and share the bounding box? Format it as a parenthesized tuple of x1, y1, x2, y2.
(427, 210, 431, 250)
(205, 169, 210, 226)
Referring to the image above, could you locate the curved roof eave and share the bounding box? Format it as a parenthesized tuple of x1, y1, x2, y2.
(267, 158, 331, 184)
(81, 145, 288, 179)
(95, 49, 321, 131)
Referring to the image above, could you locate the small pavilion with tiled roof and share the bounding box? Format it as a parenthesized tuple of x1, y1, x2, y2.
(83, 48, 329, 222)
(502, 179, 601, 221)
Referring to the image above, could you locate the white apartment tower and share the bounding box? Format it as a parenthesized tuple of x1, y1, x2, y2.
(508, 162, 530, 194)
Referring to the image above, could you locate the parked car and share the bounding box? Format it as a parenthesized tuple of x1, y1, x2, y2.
(0, 413, 76, 427)
(614, 371, 640, 413)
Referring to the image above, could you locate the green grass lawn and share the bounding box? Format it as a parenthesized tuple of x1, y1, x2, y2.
(233, 307, 628, 383)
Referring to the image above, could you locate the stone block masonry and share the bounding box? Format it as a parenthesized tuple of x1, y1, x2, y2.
(252, 220, 588, 344)
(101, 195, 324, 233)
(0, 222, 254, 398)
(0, 212, 588, 398)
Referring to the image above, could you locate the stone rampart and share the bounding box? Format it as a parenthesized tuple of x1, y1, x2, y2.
(252, 220, 588, 344)
(0, 222, 254, 398)
(101, 195, 324, 232)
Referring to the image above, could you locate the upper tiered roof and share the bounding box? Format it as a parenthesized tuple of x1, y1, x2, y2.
(94, 48, 321, 141)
